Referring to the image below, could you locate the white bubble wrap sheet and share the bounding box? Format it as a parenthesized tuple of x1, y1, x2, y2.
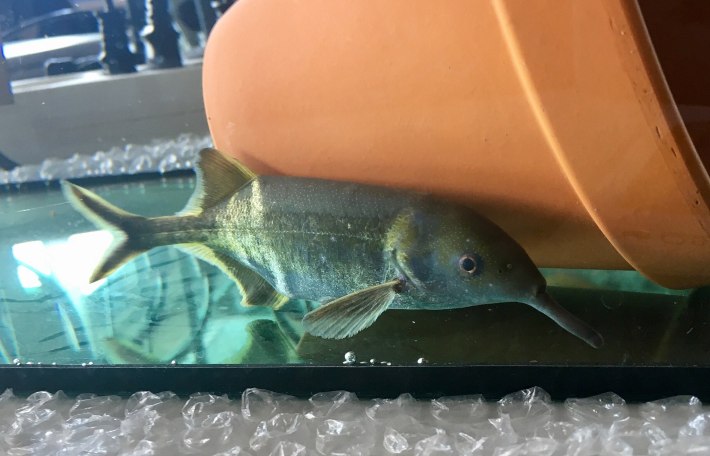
(0, 134, 211, 185)
(1, 387, 709, 455)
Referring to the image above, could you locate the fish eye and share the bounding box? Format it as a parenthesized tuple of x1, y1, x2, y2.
(458, 255, 478, 274)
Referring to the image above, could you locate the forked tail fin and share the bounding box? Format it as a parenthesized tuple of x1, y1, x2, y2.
(61, 181, 149, 283)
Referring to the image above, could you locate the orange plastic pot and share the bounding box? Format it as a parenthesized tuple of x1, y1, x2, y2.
(202, 0, 710, 289)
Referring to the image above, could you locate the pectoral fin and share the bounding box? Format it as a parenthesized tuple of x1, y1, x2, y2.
(302, 279, 403, 339)
(178, 244, 289, 308)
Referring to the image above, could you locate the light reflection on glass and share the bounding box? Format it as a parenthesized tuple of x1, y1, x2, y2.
(16, 265, 41, 289)
(12, 230, 112, 294)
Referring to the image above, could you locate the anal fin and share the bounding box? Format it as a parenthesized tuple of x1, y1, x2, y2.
(178, 244, 289, 308)
(302, 279, 402, 339)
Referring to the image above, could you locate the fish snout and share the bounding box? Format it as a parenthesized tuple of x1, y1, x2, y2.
(533, 282, 547, 298)
(526, 291, 604, 349)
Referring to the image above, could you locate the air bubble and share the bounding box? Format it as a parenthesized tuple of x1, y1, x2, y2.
(343, 351, 356, 364)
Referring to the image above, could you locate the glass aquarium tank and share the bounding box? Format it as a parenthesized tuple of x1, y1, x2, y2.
(0, 0, 709, 401)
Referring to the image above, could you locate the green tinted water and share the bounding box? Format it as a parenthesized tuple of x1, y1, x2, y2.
(0, 176, 707, 366)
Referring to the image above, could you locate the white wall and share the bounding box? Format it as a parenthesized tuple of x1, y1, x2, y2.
(0, 63, 209, 165)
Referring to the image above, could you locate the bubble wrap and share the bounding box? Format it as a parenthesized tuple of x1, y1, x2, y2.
(0, 134, 212, 186)
(0, 387, 708, 455)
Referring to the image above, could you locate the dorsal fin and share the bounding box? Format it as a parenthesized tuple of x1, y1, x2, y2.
(180, 148, 257, 215)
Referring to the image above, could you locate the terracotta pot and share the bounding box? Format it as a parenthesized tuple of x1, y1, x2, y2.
(202, 0, 710, 289)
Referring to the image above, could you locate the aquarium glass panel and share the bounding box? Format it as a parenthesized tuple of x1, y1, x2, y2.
(0, 0, 709, 370)
(0, 177, 706, 366)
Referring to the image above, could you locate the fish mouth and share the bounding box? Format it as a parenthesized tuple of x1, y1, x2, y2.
(526, 291, 604, 349)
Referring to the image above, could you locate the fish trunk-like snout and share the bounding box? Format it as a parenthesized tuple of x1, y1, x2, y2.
(526, 292, 604, 348)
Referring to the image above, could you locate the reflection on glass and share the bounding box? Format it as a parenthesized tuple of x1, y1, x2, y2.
(0, 175, 707, 367)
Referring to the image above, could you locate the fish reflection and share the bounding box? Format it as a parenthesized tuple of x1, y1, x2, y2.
(102, 337, 167, 364)
(221, 319, 299, 364)
(0, 244, 304, 365)
(62, 148, 602, 347)
(87, 247, 308, 365)
(89, 247, 304, 364)
(101, 319, 301, 365)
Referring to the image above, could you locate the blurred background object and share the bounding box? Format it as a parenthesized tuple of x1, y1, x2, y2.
(1, 5, 102, 80)
(0, 0, 237, 167)
(0, 38, 11, 105)
(0, 0, 231, 81)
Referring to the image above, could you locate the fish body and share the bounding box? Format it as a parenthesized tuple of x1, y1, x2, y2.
(63, 148, 603, 347)
(202, 176, 420, 305)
